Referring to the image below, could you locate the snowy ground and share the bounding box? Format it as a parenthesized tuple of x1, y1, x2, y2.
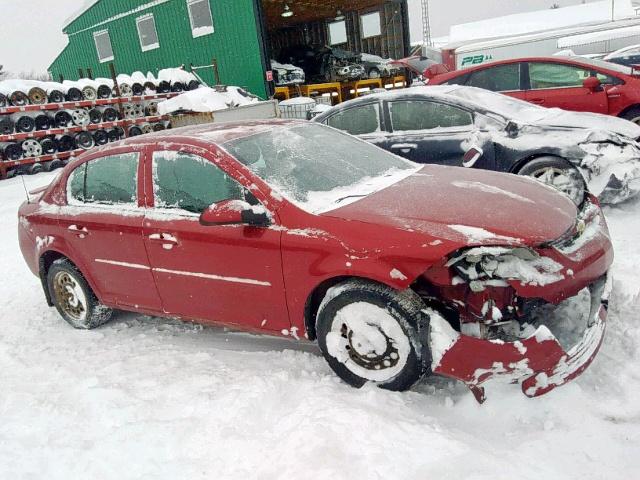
(1, 171, 639, 479)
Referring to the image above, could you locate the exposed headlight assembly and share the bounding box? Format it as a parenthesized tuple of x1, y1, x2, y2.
(447, 247, 564, 292)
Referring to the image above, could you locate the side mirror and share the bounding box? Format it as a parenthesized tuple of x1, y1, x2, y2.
(463, 146, 484, 168)
(583, 76, 602, 92)
(199, 199, 270, 227)
(505, 121, 520, 138)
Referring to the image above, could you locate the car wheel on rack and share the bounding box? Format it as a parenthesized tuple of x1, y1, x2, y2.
(22, 139, 43, 158)
(316, 279, 430, 392)
(74, 131, 95, 150)
(65, 88, 83, 102)
(48, 90, 65, 104)
(118, 83, 133, 98)
(70, 109, 90, 127)
(97, 84, 112, 99)
(28, 87, 48, 105)
(47, 259, 113, 330)
(82, 86, 98, 101)
(27, 163, 43, 175)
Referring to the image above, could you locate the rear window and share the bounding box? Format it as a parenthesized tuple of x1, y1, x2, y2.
(326, 104, 381, 135)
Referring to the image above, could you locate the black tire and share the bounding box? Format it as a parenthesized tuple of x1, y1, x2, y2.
(316, 279, 430, 392)
(621, 106, 640, 125)
(368, 67, 381, 79)
(517, 156, 586, 205)
(47, 259, 113, 330)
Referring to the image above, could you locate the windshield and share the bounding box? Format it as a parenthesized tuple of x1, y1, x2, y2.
(447, 86, 550, 122)
(567, 56, 633, 75)
(224, 123, 419, 213)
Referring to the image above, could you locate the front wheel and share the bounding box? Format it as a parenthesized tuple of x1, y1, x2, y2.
(368, 68, 381, 79)
(621, 106, 640, 125)
(518, 156, 586, 205)
(47, 259, 113, 329)
(316, 279, 430, 391)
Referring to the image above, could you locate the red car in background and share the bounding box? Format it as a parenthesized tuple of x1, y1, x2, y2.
(426, 56, 640, 124)
(18, 120, 613, 402)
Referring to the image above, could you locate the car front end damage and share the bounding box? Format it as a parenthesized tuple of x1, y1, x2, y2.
(578, 130, 640, 204)
(418, 195, 614, 402)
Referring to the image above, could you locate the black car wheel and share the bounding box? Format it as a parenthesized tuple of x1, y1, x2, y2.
(518, 156, 586, 205)
(622, 107, 640, 125)
(368, 68, 381, 79)
(316, 279, 430, 392)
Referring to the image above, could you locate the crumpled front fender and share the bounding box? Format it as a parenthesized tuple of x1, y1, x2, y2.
(431, 274, 611, 403)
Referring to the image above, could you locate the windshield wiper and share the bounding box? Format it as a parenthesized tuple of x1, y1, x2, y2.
(334, 194, 369, 204)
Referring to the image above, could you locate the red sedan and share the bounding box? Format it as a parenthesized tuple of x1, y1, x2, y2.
(427, 56, 640, 124)
(18, 120, 613, 402)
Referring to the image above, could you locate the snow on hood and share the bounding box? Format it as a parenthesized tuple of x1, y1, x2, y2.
(157, 87, 260, 115)
(521, 108, 640, 139)
(326, 165, 577, 247)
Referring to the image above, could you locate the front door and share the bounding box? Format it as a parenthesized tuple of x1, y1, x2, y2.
(59, 150, 162, 311)
(142, 148, 289, 332)
(379, 99, 483, 167)
(525, 61, 609, 113)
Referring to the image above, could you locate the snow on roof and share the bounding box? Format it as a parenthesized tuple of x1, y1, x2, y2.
(448, 0, 636, 44)
(63, 0, 100, 30)
(558, 23, 640, 48)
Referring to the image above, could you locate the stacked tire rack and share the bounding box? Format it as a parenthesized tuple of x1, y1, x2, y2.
(0, 91, 180, 179)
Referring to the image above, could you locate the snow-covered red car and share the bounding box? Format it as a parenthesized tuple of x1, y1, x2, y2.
(18, 120, 613, 401)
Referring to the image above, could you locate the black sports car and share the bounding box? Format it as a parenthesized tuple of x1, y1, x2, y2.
(313, 85, 640, 204)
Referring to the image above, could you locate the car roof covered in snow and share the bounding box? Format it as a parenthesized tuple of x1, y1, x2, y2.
(113, 119, 308, 149)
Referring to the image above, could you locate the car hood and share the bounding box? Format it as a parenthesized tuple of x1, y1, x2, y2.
(519, 108, 640, 139)
(324, 165, 577, 246)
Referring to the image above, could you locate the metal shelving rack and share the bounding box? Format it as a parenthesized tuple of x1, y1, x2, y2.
(0, 91, 179, 179)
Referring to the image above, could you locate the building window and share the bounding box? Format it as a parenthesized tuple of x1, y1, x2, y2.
(361, 11, 381, 39)
(329, 20, 347, 45)
(93, 30, 114, 63)
(136, 13, 160, 52)
(187, 0, 214, 38)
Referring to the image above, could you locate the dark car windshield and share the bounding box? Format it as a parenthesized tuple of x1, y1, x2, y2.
(224, 123, 418, 213)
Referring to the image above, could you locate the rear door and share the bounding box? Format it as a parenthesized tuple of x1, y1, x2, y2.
(524, 61, 609, 113)
(452, 62, 528, 101)
(378, 99, 476, 166)
(59, 148, 162, 311)
(141, 146, 289, 331)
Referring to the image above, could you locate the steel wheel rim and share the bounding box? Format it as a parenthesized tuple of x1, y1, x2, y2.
(529, 166, 584, 204)
(53, 271, 88, 323)
(327, 303, 410, 382)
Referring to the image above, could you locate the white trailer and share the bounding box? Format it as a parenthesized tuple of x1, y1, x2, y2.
(441, 17, 640, 71)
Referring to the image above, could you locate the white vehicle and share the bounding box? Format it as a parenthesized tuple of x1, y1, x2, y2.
(440, 18, 640, 71)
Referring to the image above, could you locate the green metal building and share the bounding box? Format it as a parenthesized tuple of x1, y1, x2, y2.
(50, 0, 410, 99)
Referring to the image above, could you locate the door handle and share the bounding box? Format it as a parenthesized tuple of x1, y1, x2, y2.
(149, 233, 179, 250)
(68, 225, 89, 237)
(391, 143, 418, 154)
(529, 98, 545, 105)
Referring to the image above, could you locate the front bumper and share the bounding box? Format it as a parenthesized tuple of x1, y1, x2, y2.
(431, 273, 611, 403)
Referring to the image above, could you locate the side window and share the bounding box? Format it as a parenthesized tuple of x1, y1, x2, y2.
(529, 63, 590, 89)
(152, 151, 242, 214)
(595, 72, 623, 85)
(326, 104, 380, 135)
(466, 64, 521, 92)
(68, 164, 86, 203)
(390, 101, 472, 132)
(67, 153, 139, 205)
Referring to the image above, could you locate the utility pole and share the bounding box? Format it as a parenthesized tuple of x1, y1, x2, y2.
(612, 0, 615, 21)
(422, 0, 432, 47)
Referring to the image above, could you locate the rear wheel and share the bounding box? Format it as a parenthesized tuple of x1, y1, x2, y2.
(316, 279, 430, 391)
(518, 156, 586, 205)
(368, 68, 381, 79)
(47, 259, 113, 330)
